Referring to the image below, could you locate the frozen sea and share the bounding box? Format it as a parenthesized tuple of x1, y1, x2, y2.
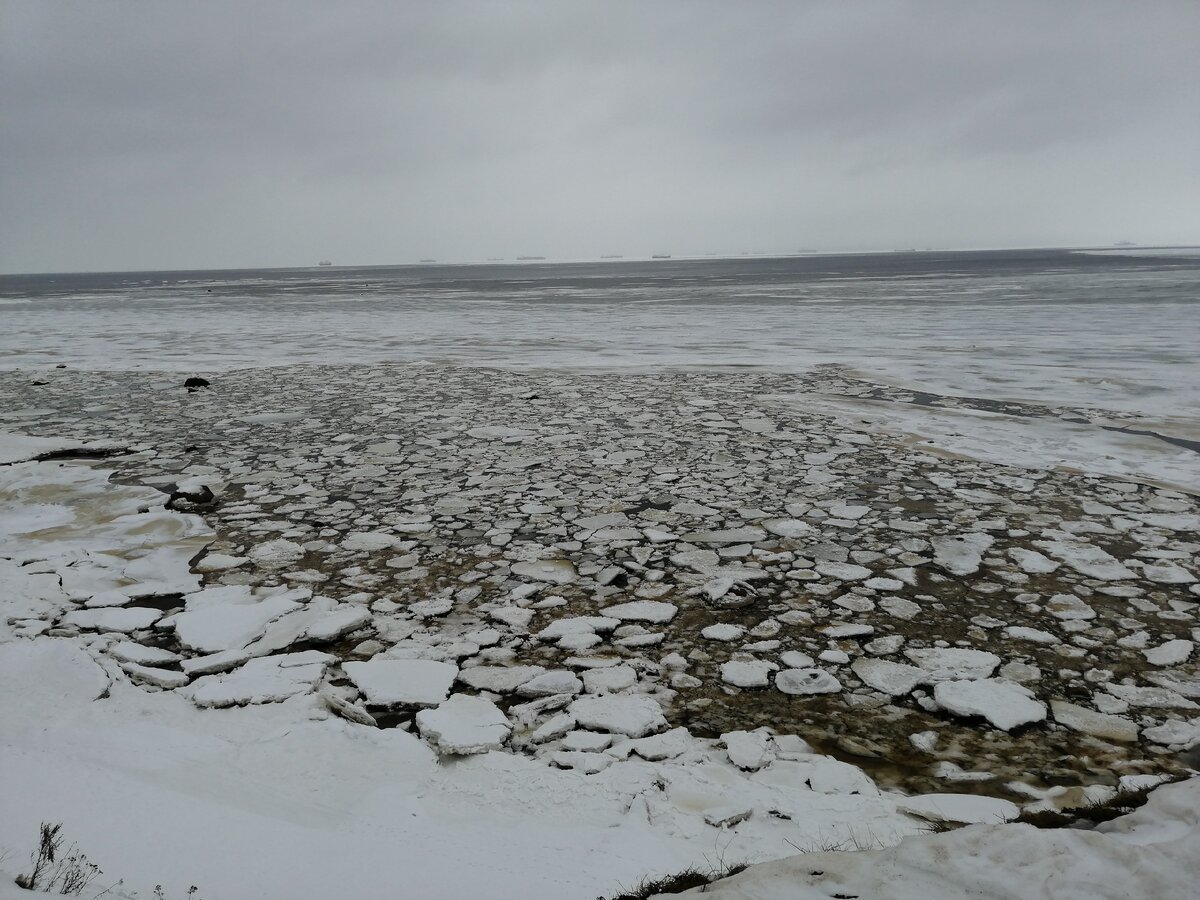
(2, 247, 1198, 434)
(2, 250, 1200, 899)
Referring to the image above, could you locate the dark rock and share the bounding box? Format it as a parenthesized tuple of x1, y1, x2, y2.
(184, 376, 210, 392)
(166, 482, 215, 510)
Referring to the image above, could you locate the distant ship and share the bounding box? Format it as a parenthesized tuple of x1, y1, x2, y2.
(318, 260, 332, 267)
(600, 254, 624, 259)
(419, 258, 436, 263)
(516, 255, 546, 261)
(651, 254, 671, 259)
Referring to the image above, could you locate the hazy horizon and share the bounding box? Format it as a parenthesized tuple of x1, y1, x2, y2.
(3, 1, 1198, 274)
(6, 241, 1200, 279)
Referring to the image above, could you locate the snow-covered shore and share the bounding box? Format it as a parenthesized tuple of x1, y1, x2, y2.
(0, 635, 920, 899)
(2, 362, 1198, 898)
(673, 775, 1200, 899)
(0, 449, 946, 898)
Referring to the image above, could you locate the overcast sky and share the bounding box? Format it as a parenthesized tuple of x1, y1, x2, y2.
(2, 1, 1198, 273)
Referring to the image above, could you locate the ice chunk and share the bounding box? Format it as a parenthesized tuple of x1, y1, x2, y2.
(815, 561, 872, 581)
(515, 669, 583, 697)
(343, 658, 458, 707)
(174, 590, 301, 653)
(775, 668, 841, 695)
(721, 659, 775, 688)
(567, 695, 667, 737)
(934, 679, 1047, 730)
(723, 730, 775, 770)
(1050, 700, 1138, 742)
(1045, 594, 1096, 620)
(931, 533, 994, 575)
(852, 658, 925, 696)
(190, 651, 331, 707)
(537, 616, 620, 641)
(581, 665, 637, 694)
(107, 641, 181, 666)
(621, 726, 693, 761)
(247, 538, 305, 569)
(416, 694, 512, 755)
(1144, 640, 1194, 667)
(702, 623, 745, 641)
(341, 530, 401, 552)
(600, 600, 677, 623)
(305, 606, 372, 642)
(1033, 540, 1134, 580)
(122, 662, 189, 690)
(761, 519, 811, 538)
(904, 647, 1000, 681)
(457, 665, 545, 693)
(511, 559, 577, 584)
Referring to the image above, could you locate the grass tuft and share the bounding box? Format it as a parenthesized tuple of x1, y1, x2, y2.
(603, 862, 749, 899)
(14, 822, 102, 895)
(12, 821, 203, 898)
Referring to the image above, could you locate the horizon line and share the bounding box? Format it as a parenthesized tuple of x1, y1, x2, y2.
(2, 242, 1198, 279)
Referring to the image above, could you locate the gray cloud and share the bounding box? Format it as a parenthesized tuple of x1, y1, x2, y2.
(2, 0, 1198, 272)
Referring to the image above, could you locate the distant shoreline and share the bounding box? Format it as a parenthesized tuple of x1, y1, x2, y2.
(5, 244, 1199, 279)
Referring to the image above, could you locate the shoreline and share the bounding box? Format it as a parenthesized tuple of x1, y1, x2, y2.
(3, 365, 1196, 770)
(2, 363, 1198, 896)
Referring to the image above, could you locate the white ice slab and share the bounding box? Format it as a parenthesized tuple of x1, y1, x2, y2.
(343, 658, 458, 707)
(934, 679, 1047, 731)
(416, 694, 512, 755)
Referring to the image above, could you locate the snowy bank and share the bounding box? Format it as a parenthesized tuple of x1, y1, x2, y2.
(673, 776, 1200, 899)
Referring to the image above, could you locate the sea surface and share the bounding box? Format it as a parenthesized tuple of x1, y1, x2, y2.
(2, 248, 1198, 428)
